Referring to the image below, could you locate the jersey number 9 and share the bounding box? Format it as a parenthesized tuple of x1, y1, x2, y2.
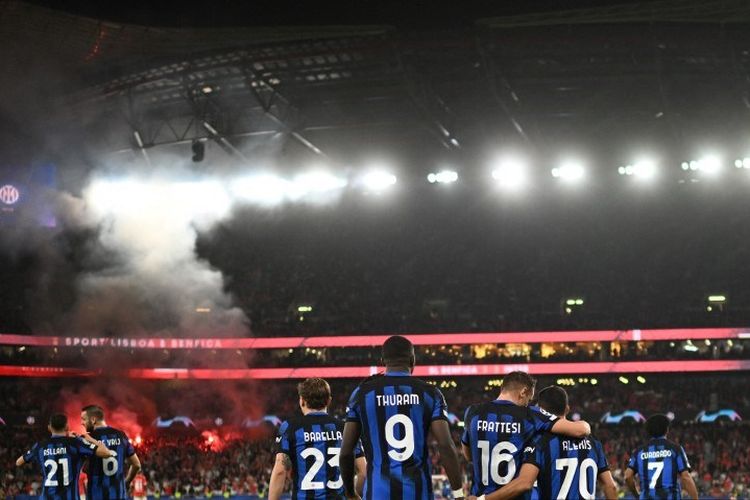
(385, 414, 415, 462)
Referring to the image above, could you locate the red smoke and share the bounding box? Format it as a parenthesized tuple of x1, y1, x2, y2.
(59, 379, 156, 439)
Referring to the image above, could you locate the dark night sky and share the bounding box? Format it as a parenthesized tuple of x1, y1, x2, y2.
(25, 0, 655, 28)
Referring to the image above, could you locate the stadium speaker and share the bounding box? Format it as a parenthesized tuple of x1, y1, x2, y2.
(192, 140, 205, 162)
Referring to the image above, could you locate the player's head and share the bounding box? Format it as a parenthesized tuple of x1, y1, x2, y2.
(297, 377, 332, 413)
(645, 414, 671, 438)
(81, 405, 105, 432)
(382, 335, 415, 372)
(499, 371, 536, 406)
(49, 413, 69, 434)
(535, 385, 569, 417)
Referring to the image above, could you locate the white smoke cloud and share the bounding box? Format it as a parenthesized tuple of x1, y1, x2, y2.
(69, 173, 247, 336)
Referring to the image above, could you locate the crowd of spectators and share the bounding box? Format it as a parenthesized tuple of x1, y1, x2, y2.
(2, 374, 750, 498)
(0, 337, 746, 370)
(3, 192, 750, 338)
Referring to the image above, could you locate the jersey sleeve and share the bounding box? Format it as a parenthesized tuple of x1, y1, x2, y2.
(22, 443, 38, 464)
(354, 439, 365, 459)
(461, 406, 473, 445)
(76, 438, 98, 457)
(275, 421, 292, 456)
(626, 450, 638, 471)
(594, 439, 610, 472)
(123, 433, 136, 457)
(529, 407, 557, 433)
(521, 434, 545, 470)
(345, 386, 362, 423)
(675, 445, 691, 472)
(430, 387, 449, 422)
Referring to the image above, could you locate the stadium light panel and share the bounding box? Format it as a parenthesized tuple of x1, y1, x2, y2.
(684, 155, 722, 176)
(551, 161, 584, 182)
(428, 170, 459, 184)
(618, 159, 657, 180)
(361, 170, 397, 192)
(637, 376, 646, 384)
(491, 157, 527, 189)
(618, 376, 629, 384)
(708, 295, 726, 303)
(291, 171, 348, 199)
(230, 174, 291, 206)
(297, 305, 313, 313)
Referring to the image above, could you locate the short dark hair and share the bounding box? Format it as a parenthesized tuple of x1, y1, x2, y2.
(298, 378, 331, 410)
(501, 371, 536, 393)
(645, 414, 670, 438)
(536, 386, 568, 417)
(82, 405, 105, 421)
(382, 335, 414, 366)
(49, 413, 68, 432)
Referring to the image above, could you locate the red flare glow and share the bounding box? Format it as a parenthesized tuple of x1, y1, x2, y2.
(201, 430, 224, 450)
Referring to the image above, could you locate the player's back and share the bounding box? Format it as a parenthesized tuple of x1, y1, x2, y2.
(276, 412, 348, 499)
(346, 372, 449, 500)
(462, 400, 557, 497)
(86, 426, 135, 500)
(628, 437, 690, 500)
(525, 433, 609, 500)
(23, 435, 96, 500)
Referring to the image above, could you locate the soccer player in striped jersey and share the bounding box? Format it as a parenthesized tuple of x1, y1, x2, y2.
(81, 405, 142, 500)
(624, 414, 698, 500)
(340, 335, 465, 500)
(461, 372, 591, 499)
(16, 413, 115, 500)
(268, 378, 367, 500)
(470, 385, 617, 500)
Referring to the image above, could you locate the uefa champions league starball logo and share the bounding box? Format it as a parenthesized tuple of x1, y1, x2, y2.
(0, 184, 20, 205)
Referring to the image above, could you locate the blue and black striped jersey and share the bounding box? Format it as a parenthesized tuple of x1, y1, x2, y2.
(522, 433, 609, 500)
(627, 437, 690, 500)
(345, 372, 449, 500)
(276, 412, 361, 499)
(86, 426, 136, 500)
(23, 435, 98, 500)
(461, 400, 556, 497)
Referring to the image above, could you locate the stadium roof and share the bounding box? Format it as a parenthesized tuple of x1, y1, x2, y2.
(3, 0, 750, 170)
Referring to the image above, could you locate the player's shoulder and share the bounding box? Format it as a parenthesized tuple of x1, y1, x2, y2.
(281, 415, 305, 429)
(401, 374, 436, 391)
(29, 438, 46, 451)
(351, 373, 383, 394)
(533, 430, 556, 449)
(630, 442, 645, 456)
